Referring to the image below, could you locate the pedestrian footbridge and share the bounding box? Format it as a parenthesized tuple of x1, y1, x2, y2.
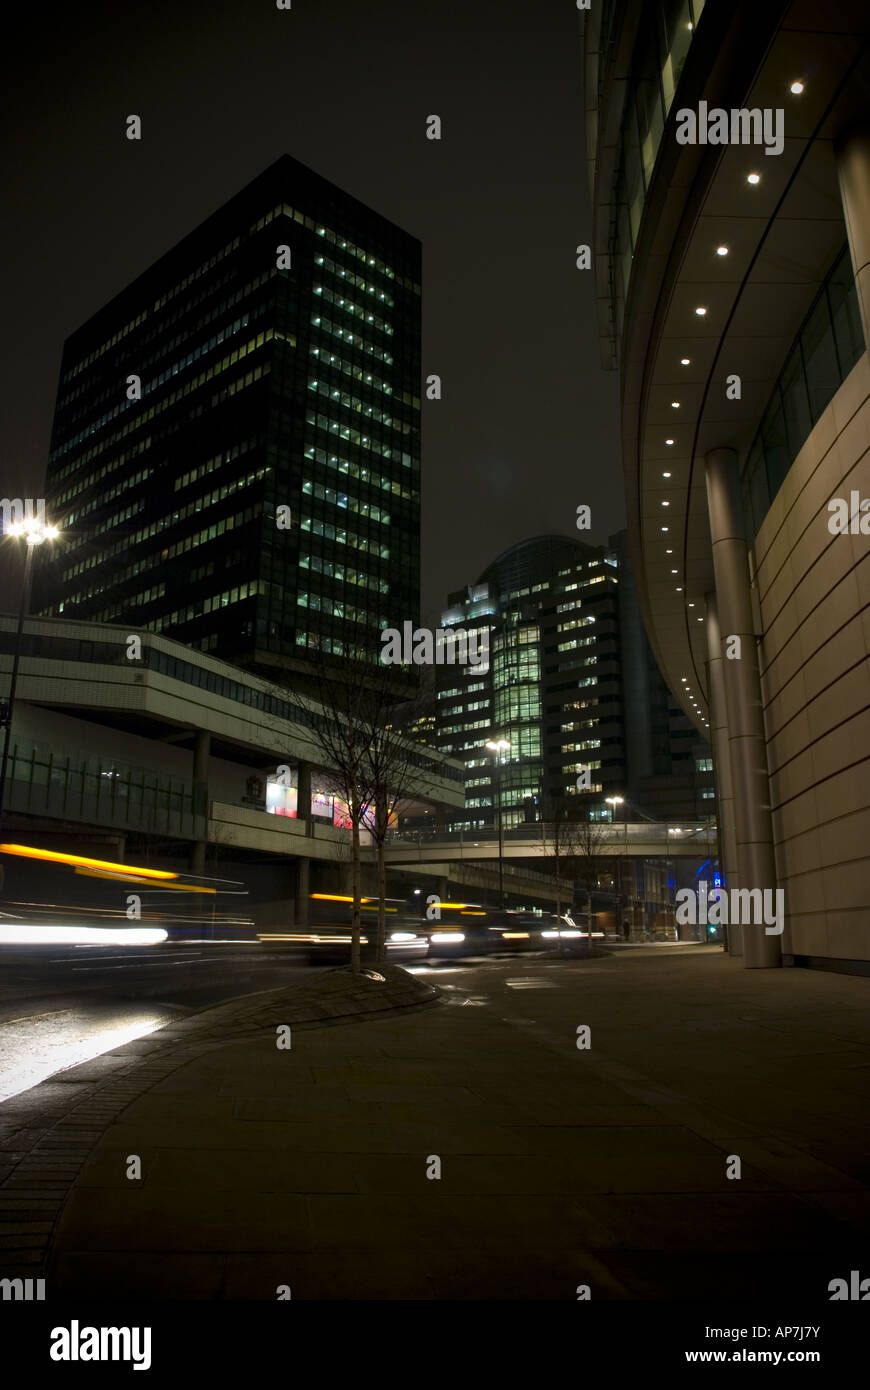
(383, 822, 717, 866)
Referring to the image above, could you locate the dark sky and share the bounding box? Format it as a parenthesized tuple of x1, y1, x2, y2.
(0, 0, 623, 620)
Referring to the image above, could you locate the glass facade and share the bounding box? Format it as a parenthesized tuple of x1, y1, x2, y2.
(36, 156, 422, 673)
(741, 246, 864, 539)
(434, 536, 625, 830)
(607, 0, 706, 347)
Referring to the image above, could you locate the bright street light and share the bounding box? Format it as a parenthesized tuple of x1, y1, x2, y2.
(485, 738, 510, 908)
(0, 515, 61, 818)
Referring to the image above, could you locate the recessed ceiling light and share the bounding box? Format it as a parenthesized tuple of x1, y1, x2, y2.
(665, 438, 675, 446)
(695, 306, 707, 316)
(662, 501, 670, 507)
(661, 526, 669, 532)
(680, 357, 690, 365)
(790, 80, 804, 95)
(747, 172, 760, 185)
(662, 471, 671, 478)
(676, 587, 682, 592)
(671, 569, 678, 574)
(688, 602, 695, 608)
(671, 401, 680, 408)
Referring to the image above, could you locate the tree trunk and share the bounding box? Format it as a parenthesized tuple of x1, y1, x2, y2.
(376, 838, 387, 964)
(351, 812, 361, 974)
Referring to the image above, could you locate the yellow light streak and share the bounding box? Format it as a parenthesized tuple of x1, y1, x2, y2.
(74, 867, 216, 893)
(1, 843, 177, 880)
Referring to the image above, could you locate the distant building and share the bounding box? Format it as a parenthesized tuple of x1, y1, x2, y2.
(36, 154, 421, 678)
(434, 533, 712, 830)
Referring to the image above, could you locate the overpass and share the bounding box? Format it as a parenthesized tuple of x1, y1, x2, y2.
(384, 822, 717, 866)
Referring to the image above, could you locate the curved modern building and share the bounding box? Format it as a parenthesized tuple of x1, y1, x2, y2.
(585, 1, 870, 969)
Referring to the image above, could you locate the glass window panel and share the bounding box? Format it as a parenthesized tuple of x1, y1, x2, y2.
(749, 457, 768, 537)
(764, 443, 790, 508)
(800, 291, 840, 423)
(637, 76, 665, 187)
(828, 251, 863, 381)
(617, 202, 632, 297)
(660, 0, 694, 112)
(761, 391, 787, 454)
(760, 395, 789, 512)
(779, 346, 811, 456)
(621, 105, 644, 246)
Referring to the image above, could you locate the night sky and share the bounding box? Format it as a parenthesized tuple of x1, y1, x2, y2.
(0, 0, 623, 621)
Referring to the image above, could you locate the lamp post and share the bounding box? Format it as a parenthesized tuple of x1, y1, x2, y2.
(486, 738, 510, 909)
(0, 517, 59, 823)
(605, 795, 625, 935)
(668, 827, 682, 939)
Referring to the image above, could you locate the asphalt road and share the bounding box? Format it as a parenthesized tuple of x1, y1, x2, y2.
(0, 942, 318, 1101)
(0, 940, 699, 1103)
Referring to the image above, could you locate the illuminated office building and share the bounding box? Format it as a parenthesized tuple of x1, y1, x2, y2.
(435, 533, 712, 830)
(36, 155, 421, 676)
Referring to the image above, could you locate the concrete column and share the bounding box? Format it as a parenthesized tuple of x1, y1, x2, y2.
(705, 447, 780, 968)
(296, 760, 312, 821)
(836, 128, 870, 351)
(705, 591, 742, 956)
(190, 729, 211, 877)
(295, 856, 310, 929)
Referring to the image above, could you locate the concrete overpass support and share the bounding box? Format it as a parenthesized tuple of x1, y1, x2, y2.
(705, 591, 742, 957)
(296, 760, 312, 821)
(705, 447, 780, 968)
(295, 856, 310, 929)
(190, 729, 210, 877)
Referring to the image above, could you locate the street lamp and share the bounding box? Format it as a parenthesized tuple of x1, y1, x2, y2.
(0, 517, 60, 821)
(486, 738, 510, 909)
(605, 795, 626, 934)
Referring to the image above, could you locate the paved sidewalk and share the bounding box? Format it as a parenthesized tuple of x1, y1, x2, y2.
(4, 948, 869, 1301)
(0, 963, 439, 1285)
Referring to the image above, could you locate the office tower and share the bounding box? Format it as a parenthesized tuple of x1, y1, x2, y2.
(435, 531, 712, 831)
(37, 155, 421, 677)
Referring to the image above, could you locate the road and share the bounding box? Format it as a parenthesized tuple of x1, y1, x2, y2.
(0, 940, 697, 1102)
(0, 942, 317, 1101)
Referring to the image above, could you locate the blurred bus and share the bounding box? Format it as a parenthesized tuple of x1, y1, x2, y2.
(0, 842, 254, 947)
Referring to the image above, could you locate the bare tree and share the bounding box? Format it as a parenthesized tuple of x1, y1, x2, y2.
(572, 812, 612, 931)
(540, 795, 585, 919)
(359, 677, 439, 963)
(282, 647, 377, 974)
(266, 647, 440, 971)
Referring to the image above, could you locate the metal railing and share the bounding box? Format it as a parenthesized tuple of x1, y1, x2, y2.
(0, 734, 207, 838)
